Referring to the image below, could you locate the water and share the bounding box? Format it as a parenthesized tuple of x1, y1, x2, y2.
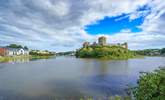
(0, 56, 165, 99)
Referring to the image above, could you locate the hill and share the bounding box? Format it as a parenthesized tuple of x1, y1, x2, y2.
(76, 45, 135, 59)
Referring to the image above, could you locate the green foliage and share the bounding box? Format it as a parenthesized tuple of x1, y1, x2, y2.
(135, 48, 165, 56)
(57, 51, 75, 56)
(133, 67, 165, 100)
(7, 44, 23, 48)
(6, 44, 29, 50)
(29, 50, 55, 56)
(76, 46, 135, 59)
(23, 46, 28, 50)
(161, 48, 165, 55)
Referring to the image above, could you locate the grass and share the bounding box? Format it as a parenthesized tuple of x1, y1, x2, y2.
(0, 55, 55, 62)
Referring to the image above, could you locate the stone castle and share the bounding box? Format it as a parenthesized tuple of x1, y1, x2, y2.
(83, 36, 128, 49)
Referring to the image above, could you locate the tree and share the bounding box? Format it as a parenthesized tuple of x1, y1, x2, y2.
(7, 44, 23, 48)
(24, 46, 28, 50)
(6, 44, 30, 50)
(161, 48, 165, 54)
(133, 67, 165, 100)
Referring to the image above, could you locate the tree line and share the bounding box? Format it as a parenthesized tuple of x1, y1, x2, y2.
(134, 48, 165, 56)
(6, 44, 28, 50)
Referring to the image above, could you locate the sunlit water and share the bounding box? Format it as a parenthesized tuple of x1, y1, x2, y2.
(0, 56, 165, 99)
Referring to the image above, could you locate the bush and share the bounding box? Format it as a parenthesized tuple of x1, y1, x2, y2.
(133, 67, 165, 100)
(76, 46, 135, 59)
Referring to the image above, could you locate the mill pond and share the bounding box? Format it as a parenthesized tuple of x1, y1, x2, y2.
(0, 56, 165, 99)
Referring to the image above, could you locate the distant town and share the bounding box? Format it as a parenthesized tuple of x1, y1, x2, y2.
(0, 44, 55, 57)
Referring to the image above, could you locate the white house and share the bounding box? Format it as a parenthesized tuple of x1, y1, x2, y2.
(6, 48, 29, 56)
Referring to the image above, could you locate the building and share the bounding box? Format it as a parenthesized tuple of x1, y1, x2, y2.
(7, 48, 29, 56)
(122, 42, 128, 49)
(98, 36, 107, 46)
(0, 47, 29, 56)
(92, 42, 97, 46)
(113, 43, 128, 49)
(82, 36, 128, 49)
(0, 48, 7, 56)
(83, 42, 90, 48)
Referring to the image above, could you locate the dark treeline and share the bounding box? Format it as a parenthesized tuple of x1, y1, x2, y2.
(134, 48, 165, 56)
(56, 51, 75, 56)
(6, 44, 28, 50)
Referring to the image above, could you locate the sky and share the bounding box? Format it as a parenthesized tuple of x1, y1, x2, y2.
(0, 0, 165, 52)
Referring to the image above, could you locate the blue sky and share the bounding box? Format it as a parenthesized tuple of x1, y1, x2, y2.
(85, 14, 144, 35)
(85, 5, 151, 35)
(0, 0, 165, 52)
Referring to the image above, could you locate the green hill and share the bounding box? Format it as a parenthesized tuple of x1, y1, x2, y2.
(76, 45, 135, 59)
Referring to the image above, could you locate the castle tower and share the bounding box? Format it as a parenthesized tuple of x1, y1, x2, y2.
(92, 42, 97, 46)
(83, 42, 90, 48)
(124, 42, 128, 49)
(98, 36, 107, 46)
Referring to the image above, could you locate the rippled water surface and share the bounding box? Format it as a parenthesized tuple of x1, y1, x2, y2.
(0, 56, 165, 99)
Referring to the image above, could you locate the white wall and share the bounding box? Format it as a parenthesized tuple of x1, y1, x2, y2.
(6, 49, 29, 56)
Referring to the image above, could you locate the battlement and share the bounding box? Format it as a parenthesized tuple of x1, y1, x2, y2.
(83, 36, 128, 49)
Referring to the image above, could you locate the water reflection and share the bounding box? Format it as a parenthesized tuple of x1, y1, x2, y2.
(0, 56, 55, 64)
(7, 57, 30, 63)
(0, 57, 30, 64)
(81, 59, 130, 76)
(0, 57, 165, 99)
(79, 59, 132, 96)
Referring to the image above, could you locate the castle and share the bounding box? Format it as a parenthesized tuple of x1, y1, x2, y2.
(83, 36, 128, 49)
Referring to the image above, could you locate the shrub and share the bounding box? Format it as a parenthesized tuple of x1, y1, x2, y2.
(76, 46, 135, 59)
(133, 67, 165, 100)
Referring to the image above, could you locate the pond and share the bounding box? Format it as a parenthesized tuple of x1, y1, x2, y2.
(0, 56, 165, 99)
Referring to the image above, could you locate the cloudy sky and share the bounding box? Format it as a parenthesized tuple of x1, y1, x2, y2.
(0, 0, 165, 52)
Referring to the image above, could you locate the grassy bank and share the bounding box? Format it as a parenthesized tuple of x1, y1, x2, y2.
(30, 55, 55, 60)
(0, 55, 55, 62)
(0, 55, 30, 62)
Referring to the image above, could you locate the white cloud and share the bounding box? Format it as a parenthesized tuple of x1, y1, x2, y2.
(0, 0, 164, 51)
